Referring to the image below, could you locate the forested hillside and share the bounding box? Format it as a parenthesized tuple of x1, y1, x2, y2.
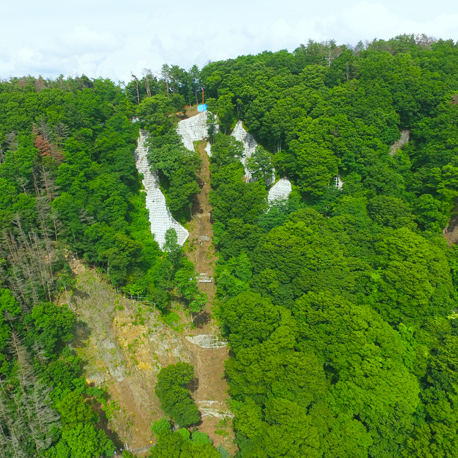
(1, 34, 458, 457)
(201, 35, 458, 457)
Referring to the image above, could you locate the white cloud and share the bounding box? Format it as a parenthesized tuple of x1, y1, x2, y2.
(0, 0, 457, 81)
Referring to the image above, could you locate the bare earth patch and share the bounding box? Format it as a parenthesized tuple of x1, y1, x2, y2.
(184, 140, 236, 454)
(444, 206, 458, 246)
(68, 263, 190, 455)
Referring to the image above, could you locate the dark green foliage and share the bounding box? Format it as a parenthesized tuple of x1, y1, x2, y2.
(3, 36, 458, 457)
(246, 145, 274, 186)
(155, 363, 200, 426)
(50, 423, 114, 458)
(146, 131, 200, 222)
(150, 419, 219, 457)
(203, 37, 458, 456)
(367, 195, 416, 229)
(24, 301, 76, 356)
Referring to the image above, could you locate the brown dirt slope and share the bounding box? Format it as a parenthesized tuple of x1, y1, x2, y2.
(68, 263, 190, 455)
(184, 140, 236, 454)
(444, 204, 458, 246)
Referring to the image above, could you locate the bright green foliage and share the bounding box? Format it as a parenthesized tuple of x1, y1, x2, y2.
(201, 37, 458, 456)
(146, 131, 200, 221)
(215, 252, 253, 300)
(371, 227, 454, 324)
(137, 94, 178, 135)
(208, 133, 268, 275)
(220, 291, 283, 353)
(155, 363, 200, 426)
(252, 210, 353, 309)
(226, 323, 328, 407)
(148, 229, 206, 314)
(49, 392, 114, 458)
(247, 145, 274, 186)
(150, 422, 220, 458)
(151, 418, 172, 436)
(122, 451, 137, 458)
(287, 141, 338, 196)
(295, 292, 419, 455)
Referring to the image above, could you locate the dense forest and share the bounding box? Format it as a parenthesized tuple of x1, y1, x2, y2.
(1, 33, 458, 457)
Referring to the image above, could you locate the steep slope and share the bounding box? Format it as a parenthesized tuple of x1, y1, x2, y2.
(183, 140, 236, 453)
(134, 130, 189, 247)
(68, 262, 190, 454)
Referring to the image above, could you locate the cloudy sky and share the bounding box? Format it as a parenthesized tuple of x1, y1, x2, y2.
(1, 0, 457, 83)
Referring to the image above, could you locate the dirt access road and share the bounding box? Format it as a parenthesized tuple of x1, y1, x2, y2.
(183, 138, 236, 453)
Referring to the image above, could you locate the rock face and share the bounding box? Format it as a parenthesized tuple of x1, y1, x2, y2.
(268, 177, 292, 203)
(134, 130, 189, 248)
(177, 112, 214, 156)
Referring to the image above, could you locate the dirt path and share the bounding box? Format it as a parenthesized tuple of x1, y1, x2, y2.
(187, 141, 217, 328)
(183, 141, 236, 454)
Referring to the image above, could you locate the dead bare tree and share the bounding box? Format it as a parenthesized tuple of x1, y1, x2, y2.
(5, 132, 18, 152)
(1, 213, 62, 307)
(0, 333, 61, 456)
(143, 68, 152, 98)
(161, 64, 170, 97)
(34, 77, 46, 93)
(54, 122, 69, 149)
(0, 391, 28, 458)
(131, 73, 140, 105)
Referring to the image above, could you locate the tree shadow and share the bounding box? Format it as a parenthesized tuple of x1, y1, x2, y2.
(72, 321, 91, 348)
(190, 191, 202, 218)
(72, 288, 90, 300)
(90, 396, 124, 450)
(193, 311, 211, 328)
(187, 377, 199, 392)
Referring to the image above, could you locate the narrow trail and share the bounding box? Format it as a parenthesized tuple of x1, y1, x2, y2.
(183, 141, 236, 452)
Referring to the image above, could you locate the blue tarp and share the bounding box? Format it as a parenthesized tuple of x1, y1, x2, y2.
(197, 104, 208, 112)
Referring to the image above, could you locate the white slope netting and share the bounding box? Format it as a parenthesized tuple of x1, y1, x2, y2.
(230, 120, 258, 182)
(134, 130, 189, 248)
(268, 177, 292, 203)
(135, 115, 294, 247)
(177, 112, 214, 156)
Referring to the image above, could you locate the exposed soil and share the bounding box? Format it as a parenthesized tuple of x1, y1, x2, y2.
(444, 204, 458, 246)
(178, 104, 199, 119)
(67, 262, 190, 456)
(183, 141, 236, 454)
(187, 141, 218, 324)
